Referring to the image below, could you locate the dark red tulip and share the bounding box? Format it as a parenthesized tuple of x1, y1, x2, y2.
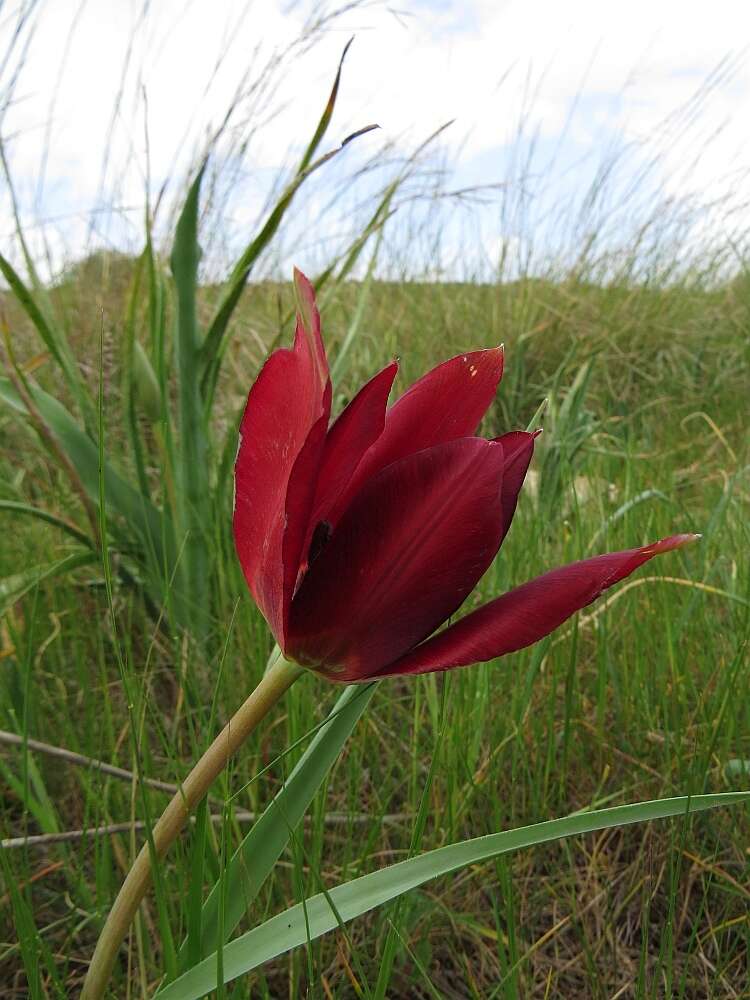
(233, 269, 698, 682)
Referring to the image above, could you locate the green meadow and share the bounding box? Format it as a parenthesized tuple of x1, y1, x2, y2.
(1, 255, 748, 996)
(1, 7, 750, 993)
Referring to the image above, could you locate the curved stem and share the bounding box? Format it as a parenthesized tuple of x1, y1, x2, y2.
(81, 654, 304, 999)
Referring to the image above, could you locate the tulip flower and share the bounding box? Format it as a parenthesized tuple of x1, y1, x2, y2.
(83, 268, 698, 1000)
(233, 269, 698, 682)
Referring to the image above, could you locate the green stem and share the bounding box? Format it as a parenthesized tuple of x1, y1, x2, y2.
(81, 654, 304, 999)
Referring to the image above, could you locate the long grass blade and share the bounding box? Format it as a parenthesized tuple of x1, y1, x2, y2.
(0, 250, 93, 427)
(120, 249, 154, 508)
(0, 499, 94, 548)
(158, 792, 750, 999)
(170, 164, 210, 637)
(198, 40, 366, 408)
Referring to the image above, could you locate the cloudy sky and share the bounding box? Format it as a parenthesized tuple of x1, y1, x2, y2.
(1, 0, 749, 279)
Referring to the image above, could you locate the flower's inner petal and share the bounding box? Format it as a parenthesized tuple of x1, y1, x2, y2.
(375, 534, 700, 678)
(233, 280, 330, 646)
(326, 348, 504, 526)
(288, 436, 506, 679)
(494, 430, 539, 543)
(309, 361, 399, 532)
(283, 401, 331, 610)
(293, 267, 328, 392)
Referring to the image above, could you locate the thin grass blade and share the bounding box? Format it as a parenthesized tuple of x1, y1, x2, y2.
(0, 551, 97, 617)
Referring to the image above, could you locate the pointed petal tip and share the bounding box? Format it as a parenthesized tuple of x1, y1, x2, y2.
(374, 530, 703, 680)
(290, 267, 328, 391)
(649, 532, 702, 553)
(471, 343, 504, 379)
(476, 344, 504, 362)
(495, 344, 505, 374)
(293, 267, 318, 327)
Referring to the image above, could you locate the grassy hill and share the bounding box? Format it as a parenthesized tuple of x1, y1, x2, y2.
(1, 259, 748, 997)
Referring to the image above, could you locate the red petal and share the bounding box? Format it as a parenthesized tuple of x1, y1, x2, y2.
(293, 268, 327, 392)
(375, 534, 701, 678)
(233, 272, 330, 645)
(327, 348, 504, 525)
(495, 430, 538, 543)
(282, 406, 331, 607)
(288, 437, 507, 679)
(309, 362, 399, 530)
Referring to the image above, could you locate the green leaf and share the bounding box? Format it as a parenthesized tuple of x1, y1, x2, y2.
(170, 164, 211, 637)
(132, 339, 162, 424)
(0, 550, 97, 617)
(0, 249, 93, 428)
(0, 377, 174, 570)
(157, 792, 750, 1000)
(175, 683, 377, 970)
(120, 250, 156, 507)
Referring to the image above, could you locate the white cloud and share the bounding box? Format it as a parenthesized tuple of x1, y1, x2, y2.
(1, 0, 748, 276)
